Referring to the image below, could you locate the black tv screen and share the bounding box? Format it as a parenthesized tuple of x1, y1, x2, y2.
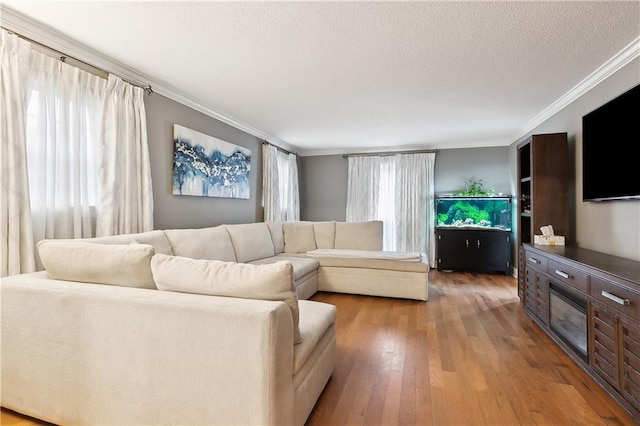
(582, 83, 640, 201)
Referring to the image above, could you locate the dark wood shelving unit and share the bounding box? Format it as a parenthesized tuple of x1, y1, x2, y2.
(517, 132, 568, 299)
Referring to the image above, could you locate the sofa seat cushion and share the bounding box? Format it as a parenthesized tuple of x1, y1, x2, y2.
(307, 248, 422, 261)
(309, 250, 429, 273)
(37, 241, 157, 289)
(294, 300, 337, 375)
(249, 255, 319, 281)
(151, 254, 301, 343)
(164, 226, 236, 262)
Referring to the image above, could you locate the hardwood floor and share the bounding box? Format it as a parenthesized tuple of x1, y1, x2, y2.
(305, 271, 636, 425)
(2, 270, 636, 425)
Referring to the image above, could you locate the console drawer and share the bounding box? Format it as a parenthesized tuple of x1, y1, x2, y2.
(525, 252, 548, 273)
(591, 277, 640, 319)
(549, 259, 588, 293)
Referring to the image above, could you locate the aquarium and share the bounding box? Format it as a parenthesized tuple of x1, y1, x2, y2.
(436, 195, 512, 231)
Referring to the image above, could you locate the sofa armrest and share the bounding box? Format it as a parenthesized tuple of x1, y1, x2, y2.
(1, 272, 295, 425)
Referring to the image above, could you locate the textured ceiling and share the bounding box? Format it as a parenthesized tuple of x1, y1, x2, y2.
(2, 1, 639, 155)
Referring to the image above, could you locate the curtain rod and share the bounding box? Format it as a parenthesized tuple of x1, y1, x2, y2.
(341, 149, 438, 159)
(2, 27, 153, 95)
(263, 141, 297, 157)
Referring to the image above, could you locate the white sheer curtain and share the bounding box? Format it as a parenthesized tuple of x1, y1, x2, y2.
(0, 29, 35, 276)
(263, 144, 300, 221)
(279, 150, 300, 221)
(262, 143, 281, 221)
(346, 152, 436, 264)
(26, 50, 106, 249)
(97, 75, 153, 236)
(395, 153, 436, 261)
(378, 156, 397, 249)
(346, 156, 380, 222)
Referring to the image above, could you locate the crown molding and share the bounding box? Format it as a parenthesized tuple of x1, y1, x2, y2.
(0, 5, 296, 152)
(507, 35, 640, 145)
(298, 138, 503, 157)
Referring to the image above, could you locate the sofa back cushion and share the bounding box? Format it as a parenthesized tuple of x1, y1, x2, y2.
(151, 254, 301, 343)
(265, 221, 285, 254)
(283, 223, 317, 253)
(164, 226, 236, 262)
(334, 221, 383, 250)
(224, 223, 275, 263)
(37, 240, 157, 289)
(313, 221, 336, 249)
(79, 230, 174, 255)
(268, 221, 336, 253)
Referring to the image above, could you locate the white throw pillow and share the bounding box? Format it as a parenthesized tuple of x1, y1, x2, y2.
(283, 223, 317, 253)
(37, 240, 157, 289)
(151, 254, 301, 343)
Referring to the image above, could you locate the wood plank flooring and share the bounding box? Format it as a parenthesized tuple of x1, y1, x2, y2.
(2, 270, 636, 425)
(305, 271, 636, 425)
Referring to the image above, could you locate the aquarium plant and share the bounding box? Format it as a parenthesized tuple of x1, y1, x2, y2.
(457, 178, 495, 196)
(445, 200, 490, 224)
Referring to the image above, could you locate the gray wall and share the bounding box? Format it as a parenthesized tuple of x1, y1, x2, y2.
(509, 58, 640, 262)
(300, 146, 511, 221)
(434, 147, 511, 195)
(145, 94, 263, 230)
(300, 155, 348, 221)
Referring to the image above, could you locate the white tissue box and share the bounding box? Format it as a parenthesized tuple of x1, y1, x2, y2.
(534, 235, 565, 246)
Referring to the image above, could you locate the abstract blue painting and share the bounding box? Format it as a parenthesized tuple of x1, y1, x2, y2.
(172, 125, 251, 199)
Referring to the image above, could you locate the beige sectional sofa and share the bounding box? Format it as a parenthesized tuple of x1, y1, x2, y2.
(260, 220, 430, 301)
(1, 220, 428, 425)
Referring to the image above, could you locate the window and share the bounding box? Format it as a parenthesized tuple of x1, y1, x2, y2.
(25, 52, 106, 242)
(346, 152, 435, 256)
(262, 144, 300, 221)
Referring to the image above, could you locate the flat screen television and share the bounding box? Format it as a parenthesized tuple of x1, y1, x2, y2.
(582, 82, 640, 201)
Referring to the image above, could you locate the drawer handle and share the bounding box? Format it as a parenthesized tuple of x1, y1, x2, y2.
(554, 270, 571, 279)
(465, 239, 469, 248)
(528, 257, 540, 264)
(601, 291, 630, 306)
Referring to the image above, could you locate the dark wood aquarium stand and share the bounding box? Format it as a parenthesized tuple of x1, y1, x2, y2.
(521, 243, 640, 421)
(435, 228, 511, 275)
(435, 194, 513, 275)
